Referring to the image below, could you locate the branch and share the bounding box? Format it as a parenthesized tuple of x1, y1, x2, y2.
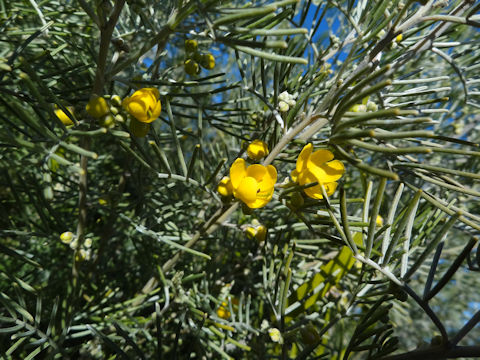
(74, 1, 126, 277)
(379, 345, 480, 360)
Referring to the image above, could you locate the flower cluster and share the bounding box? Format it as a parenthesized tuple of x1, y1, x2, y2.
(218, 141, 345, 210)
(55, 88, 161, 139)
(278, 91, 296, 113)
(218, 140, 276, 209)
(59, 231, 93, 262)
(349, 97, 378, 113)
(184, 39, 215, 76)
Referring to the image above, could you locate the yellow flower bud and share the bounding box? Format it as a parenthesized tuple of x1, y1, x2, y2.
(376, 215, 384, 227)
(184, 59, 200, 76)
(268, 328, 282, 343)
(129, 118, 150, 137)
(247, 139, 269, 161)
(366, 101, 378, 112)
(216, 301, 231, 319)
(217, 176, 233, 197)
(75, 249, 88, 262)
(200, 53, 215, 70)
(110, 95, 122, 107)
(122, 88, 161, 123)
(55, 106, 75, 125)
(60, 231, 74, 244)
(350, 104, 366, 112)
(255, 225, 267, 242)
(185, 39, 198, 53)
(245, 227, 256, 239)
(396, 34, 403, 43)
(86, 96, 110, 118)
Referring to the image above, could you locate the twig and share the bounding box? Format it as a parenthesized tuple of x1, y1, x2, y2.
(74, 1, 126, 277)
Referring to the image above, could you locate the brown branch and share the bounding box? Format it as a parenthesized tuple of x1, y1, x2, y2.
(74, 0, 126, 277)
(379, 345, 480, 360)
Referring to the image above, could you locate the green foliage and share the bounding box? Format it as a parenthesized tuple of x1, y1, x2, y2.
(1, 0, 480, 359)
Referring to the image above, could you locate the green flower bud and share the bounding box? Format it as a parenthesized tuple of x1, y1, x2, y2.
(184, 59, 199, 76)
(290, 192, 304, 209)
(200, 53, 215, 70)
(185, 39, 198, 53)
(99, 114, 115, 129)
(300, 324, 321, 345)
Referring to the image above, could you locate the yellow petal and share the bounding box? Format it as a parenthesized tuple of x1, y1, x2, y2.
(235, 177, 258, 204)
(126, 101, 146, 117)
(150, 100, 162, 121)
(246, 164, 267, 181)
(303, 182, 338, 199)
(258, 165, 277, 192)
(324, 182, 338, 196)
(296, 143, 313, 173)
(309, 160, 345, 183)
(291, 169, 299, 182)
(145, 87, 160, 100)
(247, 198, 270, 209)
(256, 186, 274, 202)
(309, 149, 334, 166)
(230, 158, 247, 188)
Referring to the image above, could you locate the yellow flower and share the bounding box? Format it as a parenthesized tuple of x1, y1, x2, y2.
(217, 176, 233, 197)
(86, 96, 109, 118)
(291, 143, 344, 199)
(395, 34, 403, 43)
(247, 139, 269, 161)
(230, 158, 277, 209)
(122, 88, 161, 123)
(376, 215, 384, 227)
(55, 106, 75, 125)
